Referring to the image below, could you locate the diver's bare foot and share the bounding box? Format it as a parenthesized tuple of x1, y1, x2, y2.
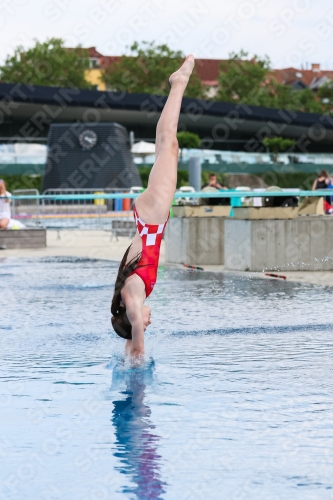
(169, 55, 195, 87)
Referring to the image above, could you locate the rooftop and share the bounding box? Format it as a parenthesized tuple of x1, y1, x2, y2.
(82, 49, 333, 90)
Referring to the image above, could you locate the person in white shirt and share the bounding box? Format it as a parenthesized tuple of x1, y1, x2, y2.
(0, 179, 11, 229)
(0, 180, 26, 230)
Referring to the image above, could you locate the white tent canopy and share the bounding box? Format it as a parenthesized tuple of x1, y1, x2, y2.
(0, 143, 47, 155)
(131, 141, 155, 155)
(0, 143, 47, 164)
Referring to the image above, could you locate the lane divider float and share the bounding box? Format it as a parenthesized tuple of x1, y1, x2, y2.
(265, 273, 287, 280)
(183, 264, 204, 271)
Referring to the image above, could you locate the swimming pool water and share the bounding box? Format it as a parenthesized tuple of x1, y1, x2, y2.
(1, 257, 333, 499)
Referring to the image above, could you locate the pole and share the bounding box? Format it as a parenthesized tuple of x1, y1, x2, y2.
(188, 157, 202, 192)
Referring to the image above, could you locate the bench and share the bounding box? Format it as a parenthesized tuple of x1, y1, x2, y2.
(0, 229, 46, 249)
(110, 220, 136, 240)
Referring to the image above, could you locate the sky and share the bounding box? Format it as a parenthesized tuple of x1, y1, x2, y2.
(0, 0, 333, 69)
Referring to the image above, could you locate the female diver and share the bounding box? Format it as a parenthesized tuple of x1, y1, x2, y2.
(111, 55, 195, 357)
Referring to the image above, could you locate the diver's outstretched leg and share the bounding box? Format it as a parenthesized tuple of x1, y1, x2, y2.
(135, 55, 195, 224)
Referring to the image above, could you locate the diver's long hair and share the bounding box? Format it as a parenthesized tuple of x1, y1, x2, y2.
(111, 245, 142, 340)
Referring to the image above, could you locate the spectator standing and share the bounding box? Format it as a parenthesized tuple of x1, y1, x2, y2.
(312, 170, 333, 213)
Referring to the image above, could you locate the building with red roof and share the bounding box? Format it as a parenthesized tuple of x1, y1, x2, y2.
(270, 64, 333, 91)
(69, 47, 333, 98)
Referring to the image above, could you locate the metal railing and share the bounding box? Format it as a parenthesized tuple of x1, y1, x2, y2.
(41, 188, 132, 231)
(8, 189, 331, 233)
(11, 189, 40, 225)
(10, 189, 136, 236)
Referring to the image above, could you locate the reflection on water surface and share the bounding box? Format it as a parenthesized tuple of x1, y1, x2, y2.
(111, 359, 165, 499)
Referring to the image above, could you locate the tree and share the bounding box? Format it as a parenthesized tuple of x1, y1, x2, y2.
(291, 88, 323, 114)
(317, 80, 333, 113)
(216, 50, 324, 113)
(0, 38, 93, 89)
(177, 131, 201, 160)
(262, 137, 296, 163)
(216, 50, 276, 107)
(102, 41, 205, 98)
(177, 131, 201, 149)
(269, 82, 323, 113)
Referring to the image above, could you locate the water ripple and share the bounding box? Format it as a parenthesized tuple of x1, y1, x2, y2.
(1, 257, 333, 499)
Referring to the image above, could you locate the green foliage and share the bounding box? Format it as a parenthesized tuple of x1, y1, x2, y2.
(216, 50, 324, 113)
(177, 131, 201, 150)
(1, 171, 320, 198)
(0, 38, 92, 89)
(318, 80, 333, 113)
(269, 82, 323, 114)
(139, 167, 228, 189)
(272, 84, 294, 110)
(102, 41, 204, 98)
(290, 88, 323, 114)
(217, 50, 274, 107)
(176, 170, 190, 188)
(138, 166, 189, 188)
(137, 167, 150, 188)
(1, 175, 42, 193)
(262, 137, 296, 153)
(4, 169, 189, 192)
(270, 84, 315, 113)
(258, 172, 317, 190)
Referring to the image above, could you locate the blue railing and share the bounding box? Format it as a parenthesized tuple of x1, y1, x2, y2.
(8, 190, 331, 201)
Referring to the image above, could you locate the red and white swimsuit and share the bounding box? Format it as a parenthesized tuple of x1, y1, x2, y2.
(129, 205, 169, 298)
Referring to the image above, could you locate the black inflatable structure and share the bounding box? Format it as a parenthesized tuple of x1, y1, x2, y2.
(42, 122, 142, 192)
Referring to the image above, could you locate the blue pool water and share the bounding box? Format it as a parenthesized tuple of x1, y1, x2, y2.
(1, 257, 333, 499)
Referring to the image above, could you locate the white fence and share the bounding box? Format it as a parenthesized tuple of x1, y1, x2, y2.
(11, 188, 136, 238)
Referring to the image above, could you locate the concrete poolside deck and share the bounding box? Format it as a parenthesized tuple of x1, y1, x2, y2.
(0, 231, 139, 262)
(0, 230, 332, 287)
(199, 266, 333, 288)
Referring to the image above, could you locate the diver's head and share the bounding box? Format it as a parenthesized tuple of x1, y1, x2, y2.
(111, 244, 145, 340)
(111, 304, 151, 339)
(111, 305, 132, 339)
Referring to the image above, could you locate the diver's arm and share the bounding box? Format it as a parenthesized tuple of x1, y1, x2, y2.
(126, 304, 144, 356)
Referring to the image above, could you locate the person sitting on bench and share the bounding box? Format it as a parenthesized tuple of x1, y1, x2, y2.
(0, 180, 11, 229)
(201, 173, 230, 206)
(0, 180, 26, 229)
